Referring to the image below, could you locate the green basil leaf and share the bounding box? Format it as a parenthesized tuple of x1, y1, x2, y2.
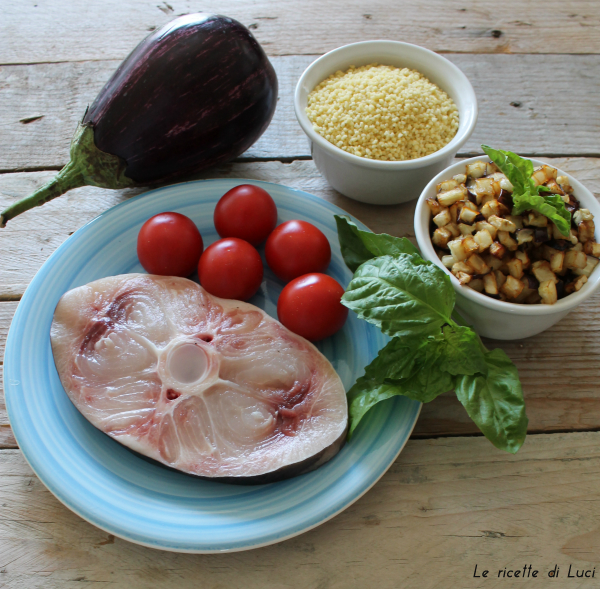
(439, 325, 488, 376)
(455, 348, 528, 453)
(347, 337, 453, 436)
(342, 254, 455, 338)
(363, 336, 428, 382)
(347, 377, 403, 437)
(512, 190, 571, 236)
(482, 145, 533, 194)
(335, 215, 419, 272)
(334, 215, 374, 272)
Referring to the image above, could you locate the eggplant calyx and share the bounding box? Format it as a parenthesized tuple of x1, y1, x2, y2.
(0, 121, 136, 228)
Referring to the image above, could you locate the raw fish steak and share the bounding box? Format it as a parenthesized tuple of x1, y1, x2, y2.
(50, 274, 348, 482)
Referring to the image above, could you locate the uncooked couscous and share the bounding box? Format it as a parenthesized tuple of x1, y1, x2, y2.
(306, 64, 459, 161)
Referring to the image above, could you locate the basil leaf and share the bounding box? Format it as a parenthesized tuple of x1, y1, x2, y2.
(482, 145, 533, 194)
(335, 215, 419, 272)
(342, 253, 455, 338)
(347, 336, 453, 436)
(334, 215, 374, 272)
(347, 377, 402, 437)
(439, 325, 488, 376)
(363, 336, 428, 382)
(512, 190, 571, 236)
(482, 145, 571, 236)
(455, 348, 528, 453)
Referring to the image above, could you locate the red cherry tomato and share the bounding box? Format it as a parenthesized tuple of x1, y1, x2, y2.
(214, 184, 278, 246)
(265, 220, 331, 282)
(277, 273, 348, 341)
(198, 238, 263, 301)
(137, 212, 203, 277)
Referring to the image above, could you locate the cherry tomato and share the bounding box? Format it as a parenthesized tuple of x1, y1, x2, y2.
(214, 184, 278, 246)
(198, 238, 263, 301)
(137, 212, 203, 277)
(277, 273, 348, 341)
(265, 220, 331, 282)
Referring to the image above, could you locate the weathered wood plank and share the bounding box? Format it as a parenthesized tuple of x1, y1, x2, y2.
(1, 432, 600, 587)
(2, 54, 600, 173)
(2, 0, 600, 65)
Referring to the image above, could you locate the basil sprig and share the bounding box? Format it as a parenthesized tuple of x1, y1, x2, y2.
(336, 216, 528, 453)
(481, 145, 571, 236)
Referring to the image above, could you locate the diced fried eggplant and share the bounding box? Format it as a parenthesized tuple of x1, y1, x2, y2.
(426, 198, 444, 217)
(573, 255, 599, 278)
(578, 220, 596, 243)
(525, 211, 548, 227)
(505, 215, 522, 230)
(484, 253, 504, 271)
(515, 250, 530, 269)
(516, 228, 534, 245)
(495, 270, 507, 288)
(452, 173, 467, 184)
(550, 251, 565, 273)
(448, 238, 467, 261)
(544, 179, 564, 195)
(523, 273, 539, 290)
(531, 260, 557, 283)
(452, 261, 474, 275)
(498, 230, 518, 251)
(481, 199, 502, 219)
(565, 275, 588, 294)
(486, 162, 500, 175)
(569, 229, 579, 245)
(475, 221, 498, 240)
(433, 227, 453, 248)
(459, 223, 476, 236)
(475, 177, 495, 200)
(506, 258, 524, 279)
(489, 241, 506, 259)
(433, 208, 452, 227)
(583, 241, 600, 258)
(449, 202, 461, 223)
(573, 209, 593, 225)
(445, 223, 461, 238)
(533, 227, 551, 244)
(564, 250, 587, 270)
(459, 207, 478, 224)
(437, 178, 458, 193)
(500, 275, 524, 299)
(438, 186, 467, 207)
(468, 278, 484, 292)
(488, 214, 517, 233)
(462, 236, 479, 256)
(466, 254, 490, 275)
(532, 165, 558, 186)
(525, 291, 542, 304)
(538, 279, 557, 305)
(557, 175, 573, 194)
(455, 272, 472, 285)
(474, 229, 494, 252)
(466, 161, 487, 179)
(441, 254, 457, 268)
(483, 272, 498, 295)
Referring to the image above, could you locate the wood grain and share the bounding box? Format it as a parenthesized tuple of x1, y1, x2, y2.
(2, 54, 600, 174)
(2, 0, 600, 65)
(1, 432, 600, 587)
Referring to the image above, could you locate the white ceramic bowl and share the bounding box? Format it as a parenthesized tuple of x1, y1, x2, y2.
(294, 40, 478, 205)
(414, 156, 600, 340)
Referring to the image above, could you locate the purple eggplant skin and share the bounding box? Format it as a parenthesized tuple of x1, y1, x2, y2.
(83, 13, 278, 184)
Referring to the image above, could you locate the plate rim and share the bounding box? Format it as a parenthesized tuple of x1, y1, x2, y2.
(3, 178, 422, 552)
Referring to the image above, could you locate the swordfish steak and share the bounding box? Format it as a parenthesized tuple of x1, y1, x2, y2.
(50, 274, 348, 482)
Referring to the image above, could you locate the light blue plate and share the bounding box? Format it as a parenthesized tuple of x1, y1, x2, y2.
(4, 179, 420, 553)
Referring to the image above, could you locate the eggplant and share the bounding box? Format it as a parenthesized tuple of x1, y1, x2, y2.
(1, 14, 277, 227)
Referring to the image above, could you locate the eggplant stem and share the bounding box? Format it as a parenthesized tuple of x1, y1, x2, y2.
(0, 162, 84, 227)
(0, 121, 136, 228)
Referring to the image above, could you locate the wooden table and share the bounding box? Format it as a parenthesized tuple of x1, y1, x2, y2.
(1, 1, 600, 586)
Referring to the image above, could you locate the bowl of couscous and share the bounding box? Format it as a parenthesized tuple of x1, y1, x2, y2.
(294, 40, 478, 205)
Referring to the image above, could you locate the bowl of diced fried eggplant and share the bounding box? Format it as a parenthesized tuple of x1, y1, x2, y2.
(414, 154, 600, 340)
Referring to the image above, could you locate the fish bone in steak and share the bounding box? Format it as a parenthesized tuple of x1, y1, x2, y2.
(50, 274, 348, 483)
